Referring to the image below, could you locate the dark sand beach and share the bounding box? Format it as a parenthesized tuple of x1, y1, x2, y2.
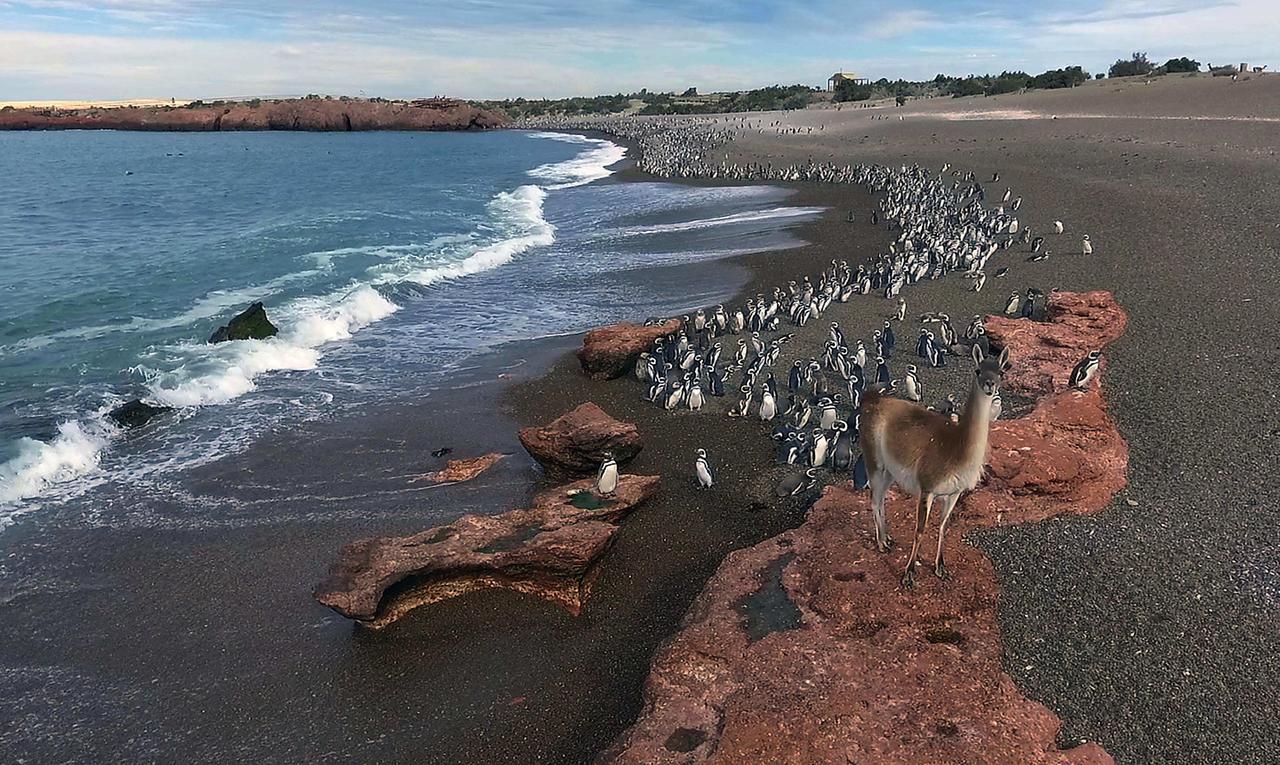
(3, 74, 1278, 764)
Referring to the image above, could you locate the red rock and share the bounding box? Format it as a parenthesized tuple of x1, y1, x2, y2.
(519, 403, 643, 476)
(315, 474, 660, 629)
(985, 290, 1127, 397)
(411, 452, 506, 485)
(0, 98, 507, 132)
(577, 319, 681, 380)
(600, 292, 1126, 765)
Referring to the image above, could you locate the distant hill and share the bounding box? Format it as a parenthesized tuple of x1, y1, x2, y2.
(0, 96, 508, 131)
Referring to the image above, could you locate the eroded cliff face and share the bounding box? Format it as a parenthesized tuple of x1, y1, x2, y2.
(0, 98, 508, 132)
(599, 291, 1127, 765)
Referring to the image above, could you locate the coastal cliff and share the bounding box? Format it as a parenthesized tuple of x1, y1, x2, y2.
(0, 97, 508, 132)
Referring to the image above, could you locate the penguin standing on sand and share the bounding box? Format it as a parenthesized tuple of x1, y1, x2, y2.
(851, 453, 869, 490)
(596, 452, 618, 496)
(708, 367, 726, 397)
(1030, 236, 1045, 254)
(1052, 220, 1064, 234)
(990, 393, 1003, 421)
(902, 364, 922, 402)
(759, 387, 777, 421)
(687, 380, 705, 411)
(1081, 235, 1093, 255)
(1004, 292, 1021, 315)
(695, 449, 715, 489)
(875, 356, 891, 384)
(894, 297, 907, 321)
(809, 429, 829, 468)
(830, 420, 854, 470)
(1069, 350, 1102, 390)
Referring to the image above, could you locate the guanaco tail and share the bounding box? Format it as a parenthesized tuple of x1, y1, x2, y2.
(858, 344, 1009, 587)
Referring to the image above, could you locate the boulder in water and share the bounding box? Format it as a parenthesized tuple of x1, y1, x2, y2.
(208, 301, 278, 343)
(518, 403, 642, 477)
(108, 399, 171, 428)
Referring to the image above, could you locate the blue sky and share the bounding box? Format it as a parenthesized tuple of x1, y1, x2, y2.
(0, 0, 1276, 100)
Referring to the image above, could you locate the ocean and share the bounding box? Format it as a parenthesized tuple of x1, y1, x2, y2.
(0, 129, 822, 529)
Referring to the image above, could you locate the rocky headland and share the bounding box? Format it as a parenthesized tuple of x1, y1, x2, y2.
(0, 97, 507, 132)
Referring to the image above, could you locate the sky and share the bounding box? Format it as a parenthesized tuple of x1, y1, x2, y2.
(0, 0, 1277, 100)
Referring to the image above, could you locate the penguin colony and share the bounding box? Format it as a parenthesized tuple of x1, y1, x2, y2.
(551, 115, 1104, 503)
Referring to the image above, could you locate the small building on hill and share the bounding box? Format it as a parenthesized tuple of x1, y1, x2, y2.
(828, 72, 868, 91)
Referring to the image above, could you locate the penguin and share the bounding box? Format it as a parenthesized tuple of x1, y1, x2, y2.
(971, 271, 987, 292)
(817, 397, 837, 429)
(882, 321, 896, 354)
(1052, 220, 1064, 234)
(1020, 292, 1036, 318)
(1026, 251, 1050, 262)
(916, 328, 932, 358)
(1081, 235, 1093, 255)
(687, 380, 705, 411)
(994, 267, 1009, 279)
(830, 420, 853, 470)
(989, 393, 1003, 421)
(596, 452, 618, 496)
(851, 453, 869, 490)
(759, 387, 777, 421)
(664, 381, 684, 411)
(695, 448, 714, 489)
(894, 297, 907, 321)
(775, 468, 818, 498)
(705, 342, 722, 370)
(902, 364, 921, 402)
(1069, 350, 1102, 390)
(708, 367, 726, 397)
(634, 352, 652, 382)
(875, 356, 891, 384)
(1030, 236, 1045, 253)
(809, 428, 829, 467)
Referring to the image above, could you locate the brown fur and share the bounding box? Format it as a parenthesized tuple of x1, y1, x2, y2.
(859, 346, 1007, 587)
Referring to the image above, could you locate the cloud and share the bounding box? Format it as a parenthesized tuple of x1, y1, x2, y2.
(863, 9, 939, 40)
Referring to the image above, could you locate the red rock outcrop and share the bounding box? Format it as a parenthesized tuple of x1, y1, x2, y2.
(577, 319, 681, 380)
(985, 290, 1127, 398)
(600, 291, 1126, 765)
(0, 98, 507, 132)
(519, 403, 643, 476)
(315, 474, 659, 629)
(411, 452, 506, 485)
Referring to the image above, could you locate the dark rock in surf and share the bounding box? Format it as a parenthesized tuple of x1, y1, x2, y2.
(208, 301, 278, 343)
(108, 399, 171, 428)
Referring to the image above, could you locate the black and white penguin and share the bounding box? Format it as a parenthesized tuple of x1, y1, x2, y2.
(1052, 220, 1064, 234)
(851, 453, 869, 490)
(596, 452, 618, 496)
(775, 468, 818, 498)
(875, 356, 891, 384)
(759, 387, 777, 421)
(994, 267, 1009, 278)
(809, 428, 829, 467)
(708, 367, 726, 397)
(695, 448, 715, 489)
(687, 380, 705, 411)
(830, 420, 854, 471)
(1030, 236, 1045, 254)
(902, 364, 921, 402)
(1081, 235, 1093, 255)
(1069, 350, 1102, 390)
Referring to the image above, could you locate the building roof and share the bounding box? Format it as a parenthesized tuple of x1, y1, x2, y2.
(830, 72, 861, 80)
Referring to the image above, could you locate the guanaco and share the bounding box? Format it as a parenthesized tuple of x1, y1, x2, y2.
(859, 344, 1008, 587)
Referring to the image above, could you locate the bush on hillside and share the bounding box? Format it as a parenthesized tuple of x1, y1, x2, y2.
(1109, 52, 1153, 78)
(1163, 57, 1201, 73)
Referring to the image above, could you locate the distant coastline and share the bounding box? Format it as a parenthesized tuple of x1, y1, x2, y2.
(0, 96, 508, 131)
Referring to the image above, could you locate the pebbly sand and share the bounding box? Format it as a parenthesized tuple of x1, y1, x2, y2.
(2, 73, 1277, 764)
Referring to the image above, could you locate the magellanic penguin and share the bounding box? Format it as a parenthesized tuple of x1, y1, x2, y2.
(759, 387, 777, 421)
(687, 380, 705, 411)
(1052, 220, 1064, 234)
(775, 468, 818, 498)
(1069, 350, 1102, 390)
(990, 393, 1003, 421)
(1081, 235, 1093, 255)
(695, 448, 714, 489)
(830, 420, 854, 470)
(809, 428, 829, 467)
(902, 364, 922, 402)
(851, 452, 869, 490)
(596, 452, 619, 496)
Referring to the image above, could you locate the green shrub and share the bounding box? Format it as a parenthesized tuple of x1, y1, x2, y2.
(1109, 52, 1153, 77)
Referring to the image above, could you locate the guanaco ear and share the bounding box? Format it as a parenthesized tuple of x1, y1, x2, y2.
(998, 346, 1010, 371)
(971, 344, 985, 365)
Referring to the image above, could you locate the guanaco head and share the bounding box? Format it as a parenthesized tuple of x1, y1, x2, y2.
(971, 344, 1010, 398)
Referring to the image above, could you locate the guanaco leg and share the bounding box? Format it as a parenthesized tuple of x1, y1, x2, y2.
(902, 492, 934, 588)
(869, 468, 894, 552)
(933, 492, 962, 580)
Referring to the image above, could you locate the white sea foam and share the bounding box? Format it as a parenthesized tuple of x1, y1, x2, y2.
(526, 134, 627, 189)
(616, 206, 826, 235)
(0, 419, 114, 517)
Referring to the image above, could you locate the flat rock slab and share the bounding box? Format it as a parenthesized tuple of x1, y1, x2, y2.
(519, 402, 643, 476)
(411, 452, 506, 485)
(315, 474, 660, 629)
(577, 319, 681, 380)
(599, 292, 1126, 765)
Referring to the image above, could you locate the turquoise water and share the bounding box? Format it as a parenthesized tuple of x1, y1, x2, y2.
(0, 129, 821, 523)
